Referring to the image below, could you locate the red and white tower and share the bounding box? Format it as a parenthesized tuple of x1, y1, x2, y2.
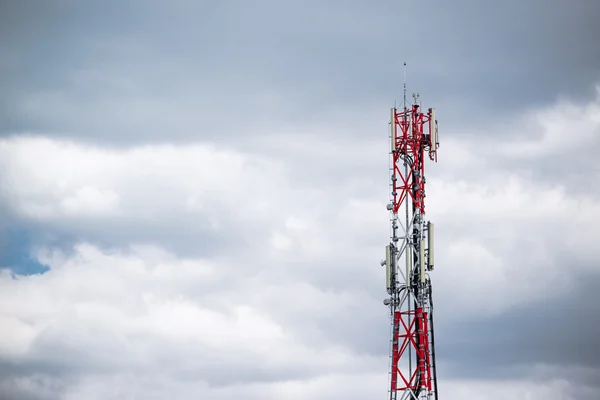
(383, 84, 439, 400)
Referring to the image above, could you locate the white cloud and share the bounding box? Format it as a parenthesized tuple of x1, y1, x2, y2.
(60, 186, 120, 215)
(0, 242, 385, 399)
(0, 137, 287, 223)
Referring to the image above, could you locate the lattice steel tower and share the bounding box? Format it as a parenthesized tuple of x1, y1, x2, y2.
(382, 79, 439, 400)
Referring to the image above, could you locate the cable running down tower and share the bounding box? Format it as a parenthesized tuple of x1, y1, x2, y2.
(382, 81, 440, 400)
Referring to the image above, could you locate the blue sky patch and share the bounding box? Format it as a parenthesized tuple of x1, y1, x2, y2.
(0, 228, 50, 276)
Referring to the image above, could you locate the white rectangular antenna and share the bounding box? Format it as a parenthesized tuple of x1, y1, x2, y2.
(390, 108, 397, 152)
(430, 108, 437, 148)
(428, 222, 435, 270)
(385, 245, 391, 290)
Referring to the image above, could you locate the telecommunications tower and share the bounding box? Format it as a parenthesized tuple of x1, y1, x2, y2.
(382, 72, 439, 400)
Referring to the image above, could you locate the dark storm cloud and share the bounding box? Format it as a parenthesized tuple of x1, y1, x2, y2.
(1, 0, 598, 144)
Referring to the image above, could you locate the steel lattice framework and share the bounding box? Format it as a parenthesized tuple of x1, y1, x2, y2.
(383, 92, 439, 400)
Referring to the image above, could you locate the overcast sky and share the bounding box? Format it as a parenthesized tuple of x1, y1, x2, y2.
(1, 1, 599, 399)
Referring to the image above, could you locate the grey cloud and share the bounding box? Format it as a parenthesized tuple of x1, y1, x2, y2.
(1, 0, 599, 145)
(0, 369, 66, 400)
(23, 214, 241, 259)
(0, 202, 240, 260)
(440, 270, 600, 372)
(432, 264, 600, 400)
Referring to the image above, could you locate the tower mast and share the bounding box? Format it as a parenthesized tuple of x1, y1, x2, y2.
(383, 72, 439, 400)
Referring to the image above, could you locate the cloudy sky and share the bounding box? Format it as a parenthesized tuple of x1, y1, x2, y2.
(1, 0, 600, 399)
